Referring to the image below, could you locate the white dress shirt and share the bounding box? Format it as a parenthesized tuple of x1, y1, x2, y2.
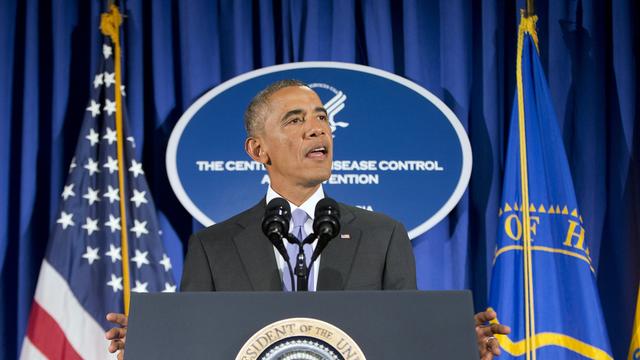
(266, 185, 324, 291)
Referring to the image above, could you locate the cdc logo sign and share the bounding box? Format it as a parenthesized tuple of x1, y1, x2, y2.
(166, 62, 471, 239)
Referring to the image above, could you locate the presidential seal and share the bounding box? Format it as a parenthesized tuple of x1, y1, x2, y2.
(235, 318, 366, 360)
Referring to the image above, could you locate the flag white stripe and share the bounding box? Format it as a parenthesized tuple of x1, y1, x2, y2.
(19, 337, 48, 360)
(32, 260, 115, 360)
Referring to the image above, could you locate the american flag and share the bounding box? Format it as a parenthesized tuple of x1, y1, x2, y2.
(20, 22, 176, 360)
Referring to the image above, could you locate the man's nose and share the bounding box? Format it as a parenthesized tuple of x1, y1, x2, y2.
(306, 123, 326, 138)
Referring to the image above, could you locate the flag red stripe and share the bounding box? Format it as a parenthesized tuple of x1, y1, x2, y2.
(26, 301, 83, 360)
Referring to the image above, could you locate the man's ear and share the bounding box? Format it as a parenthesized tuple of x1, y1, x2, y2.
(245, 137, 270, 164)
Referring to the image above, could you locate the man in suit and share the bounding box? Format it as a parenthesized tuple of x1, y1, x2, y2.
(106, 79, 509, 359)
(181, 199, 415, 292)
(181, 79, 415, 293)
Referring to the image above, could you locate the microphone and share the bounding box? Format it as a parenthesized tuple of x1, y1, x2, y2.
(262, 197, 296, 291)
(310, 197, 341, 263)
(261, 198, 291, 261)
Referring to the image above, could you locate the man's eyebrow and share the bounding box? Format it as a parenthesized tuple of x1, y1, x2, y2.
(281, 109, 304, 123)
(280, 107, 327, 123)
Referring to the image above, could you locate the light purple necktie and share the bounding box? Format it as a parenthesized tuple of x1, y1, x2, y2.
(283, 209, 315, 291)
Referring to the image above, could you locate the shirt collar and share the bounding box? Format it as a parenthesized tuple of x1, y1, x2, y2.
(265, 185, 325, 220)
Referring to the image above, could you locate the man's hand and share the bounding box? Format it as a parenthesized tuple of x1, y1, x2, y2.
(105, 313, 128, 360)
(474, 309, 510, 360)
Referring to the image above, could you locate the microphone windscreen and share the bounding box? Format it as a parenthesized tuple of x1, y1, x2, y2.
(266, 197, 291, 213)
(262, 197, 291, 238)
(313, 197, 340, 238)
(315, 197, 340, 217)
(262, 197, 291, 261)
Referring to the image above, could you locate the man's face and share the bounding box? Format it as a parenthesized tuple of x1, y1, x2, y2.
(255, 86, 333, 188)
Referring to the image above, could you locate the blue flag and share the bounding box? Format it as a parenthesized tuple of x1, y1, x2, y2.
(20, 7, 176, 359)
(488, 14, 612, 359)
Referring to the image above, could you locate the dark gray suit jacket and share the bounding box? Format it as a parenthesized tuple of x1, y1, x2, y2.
(180, 201, 417, 291)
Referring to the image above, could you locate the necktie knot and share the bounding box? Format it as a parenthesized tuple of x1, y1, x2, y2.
(291, 208, 308, 234)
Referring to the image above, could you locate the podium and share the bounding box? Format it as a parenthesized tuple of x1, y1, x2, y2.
(125, 291, 479, 359)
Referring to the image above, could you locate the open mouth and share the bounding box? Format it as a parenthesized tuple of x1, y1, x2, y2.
(306, 146, 328, 159)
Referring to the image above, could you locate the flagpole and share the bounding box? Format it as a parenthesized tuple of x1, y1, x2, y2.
(526, 0, 535, 18)
(100, 5, 132, 316)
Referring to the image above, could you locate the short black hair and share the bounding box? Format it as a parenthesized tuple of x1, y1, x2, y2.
(243, 79, 307, 136)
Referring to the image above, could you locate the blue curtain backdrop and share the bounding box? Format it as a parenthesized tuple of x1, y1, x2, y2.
(1, 0, 637, 359)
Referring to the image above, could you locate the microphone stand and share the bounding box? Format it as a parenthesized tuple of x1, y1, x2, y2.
(287, 234, 309, 292)
(287, 232, 329, 292)
(273, 234, 296, 292)
(285, 259, 296, 292)
(303, 234, 320, 283)
(295, 249, 308, 291)
(293, 233, 324, 292)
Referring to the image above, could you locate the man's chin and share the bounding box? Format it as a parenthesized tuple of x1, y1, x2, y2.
(303, 170, 331, 187)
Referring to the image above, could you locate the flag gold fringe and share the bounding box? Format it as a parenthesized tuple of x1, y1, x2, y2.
(100, 5, 131, 316)
(516, 12, 539, 360)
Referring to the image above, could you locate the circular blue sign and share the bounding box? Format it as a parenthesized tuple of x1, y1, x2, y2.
(166, 62, 472, 239)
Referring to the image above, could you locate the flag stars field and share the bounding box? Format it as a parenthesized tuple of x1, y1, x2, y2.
(103, 72, 115, 87)
(130, 189, 148, 208)
(68, 157, 76, 173)
(159, 254, 172, 272)
(61, 184, 75, 200)
(103, 185, 119, 203)
(57, 211, 75, 229)
(107, 274, 123, 293)
(83, 187, 100, 205)
(104, 214, 121, 233)
(129, 159, 144, 178)
(102, 44, 112, 59)
(85, 128, 100, 146)
(93, 73, 104, 88)
(131, 249, 150, 268)
(130, 219, 149, 238)
(84, 158, 100, 176)
(81, 217, 99, 235)
(103, 99, 116, 116)
(103, 127, 117, 144)
(82, 246, 100, 265)
(86, 100, 101, 117)
(131, 280, 148, 293)
(103, 156, 118, 174)
(105, 244, 121, 263)
(162, 283, 177, 293)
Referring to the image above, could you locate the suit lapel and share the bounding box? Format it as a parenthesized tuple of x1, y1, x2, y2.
(232, 201, 282, 291)
(317, 204, 361, 290)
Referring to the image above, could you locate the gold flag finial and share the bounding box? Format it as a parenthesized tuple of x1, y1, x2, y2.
(100, 5, 123, 41)
(519, 10, 539, 51)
